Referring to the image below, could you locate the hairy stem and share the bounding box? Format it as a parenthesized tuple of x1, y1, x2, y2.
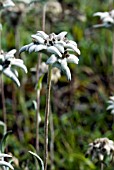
(100, 162, 104, 170)
(1, 75, 7, 127)
(36, 55, 41, 153)
(44, 65, 52, 170)
(0, 25, 1, 51)
(50, 110, 54, 170)
(112, 31, 114, 74)
(35, 1, 46, 153)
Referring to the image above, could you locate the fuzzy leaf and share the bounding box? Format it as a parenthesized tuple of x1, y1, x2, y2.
(67, 54, 79, 64)
(46, 54, 57, 65)
(31, 35, 44, 44)
(3, 68, 20, 87)
(64, 43, 80, 55)
(56, 31, 67, 39)
(29, 44, 37, 53)
(36, 31, 48, 39)
(54, 44, 64, 54)
(0, 153, 12, 158)
(35, 44, 47, 52)
(11, 60, 28, 73)
(0, 160, 14, 170)
(19, 43, 33, 53)
(47, 46, 62, 57)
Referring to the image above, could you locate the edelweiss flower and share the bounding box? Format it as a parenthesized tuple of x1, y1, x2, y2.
(51, 67, 61, 84)
(20, 31, 80, 80)
(93, 10, 114, 28)
(46, 52, 79, 81)
(0, 49, 27, 86)
(0, 0, 15, 9)
(107, 96, 114, 114)
(0, 152, 14, 169)
(86, 138, 114, 163)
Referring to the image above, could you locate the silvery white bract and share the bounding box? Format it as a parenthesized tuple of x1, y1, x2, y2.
(86, 138, 114, 162)
(20, 31, 80, 80)
(0, 0, 15, 9)
(46, 54, 79, 81)
(0, 49, 27, 86)
(107, 96, 114, 114)
(93, 10, 114, 28)
(0, 152, 14, 169)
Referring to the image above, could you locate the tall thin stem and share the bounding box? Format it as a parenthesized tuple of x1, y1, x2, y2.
(36, 55, 41, 153)
(100, 162, 104, 170)
(112, 31, 114, 74)
(44, 65, 52, 170)
(0, 10, 2, 51)
(35, 2, 46, 153)
(1, 75, 7, 127)
(50, 110, 54, 170)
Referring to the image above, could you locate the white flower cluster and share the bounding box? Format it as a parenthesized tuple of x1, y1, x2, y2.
(93, 10, 114, 28)
(107, 96, 114, 114)
(0, 152, 14, 169)
(0, 49, 27, 86)
(86, 138, 114, 162)
(19, 31, 80, 81)
(0, 0, 15, 9)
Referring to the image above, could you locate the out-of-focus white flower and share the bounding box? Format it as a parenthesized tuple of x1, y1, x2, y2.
(45, 0, 62, 22)
(0, 49, 27, 86)
(86, 137, 114, 163)
(0, 0, 15, 9)
(20, 31, 80, 81)
(93, 10, 114, 28)
(107, 96, 114, 114)
(0, 152, 14, 169)
(51, 67, 61, 84)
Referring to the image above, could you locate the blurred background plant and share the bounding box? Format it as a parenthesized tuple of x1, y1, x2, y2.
(1, 0, 114, 170)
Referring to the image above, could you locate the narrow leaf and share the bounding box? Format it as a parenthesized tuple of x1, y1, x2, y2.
(29, 151, 44, 170)
(0, 130, 12, 152)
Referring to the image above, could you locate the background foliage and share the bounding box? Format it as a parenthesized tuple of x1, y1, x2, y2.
(1, 0, 114, 169)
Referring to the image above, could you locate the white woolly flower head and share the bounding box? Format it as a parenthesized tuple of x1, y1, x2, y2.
(86, 137, 114, 164)
(20, 31, 80, 81)
(0, 0, 15, 9)
(93, 9, 114, 29)
(0, 49, 27, 86)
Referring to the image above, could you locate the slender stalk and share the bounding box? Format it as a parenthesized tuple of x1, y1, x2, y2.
(1, 75, 7, 127)
(36, 55, 41, 153)
(112, 30, 114, 75)
(12, 84, 17, 119)
(35, 1, 47, 153)
(44, 65, 52, 170)
(100, 162, 104, 170)
(112, 31, 114, 74)
(50, 110, 54, 170)
(0, 10, 2, 51)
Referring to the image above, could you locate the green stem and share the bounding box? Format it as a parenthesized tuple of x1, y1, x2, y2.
(44, 65, 52, 170)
